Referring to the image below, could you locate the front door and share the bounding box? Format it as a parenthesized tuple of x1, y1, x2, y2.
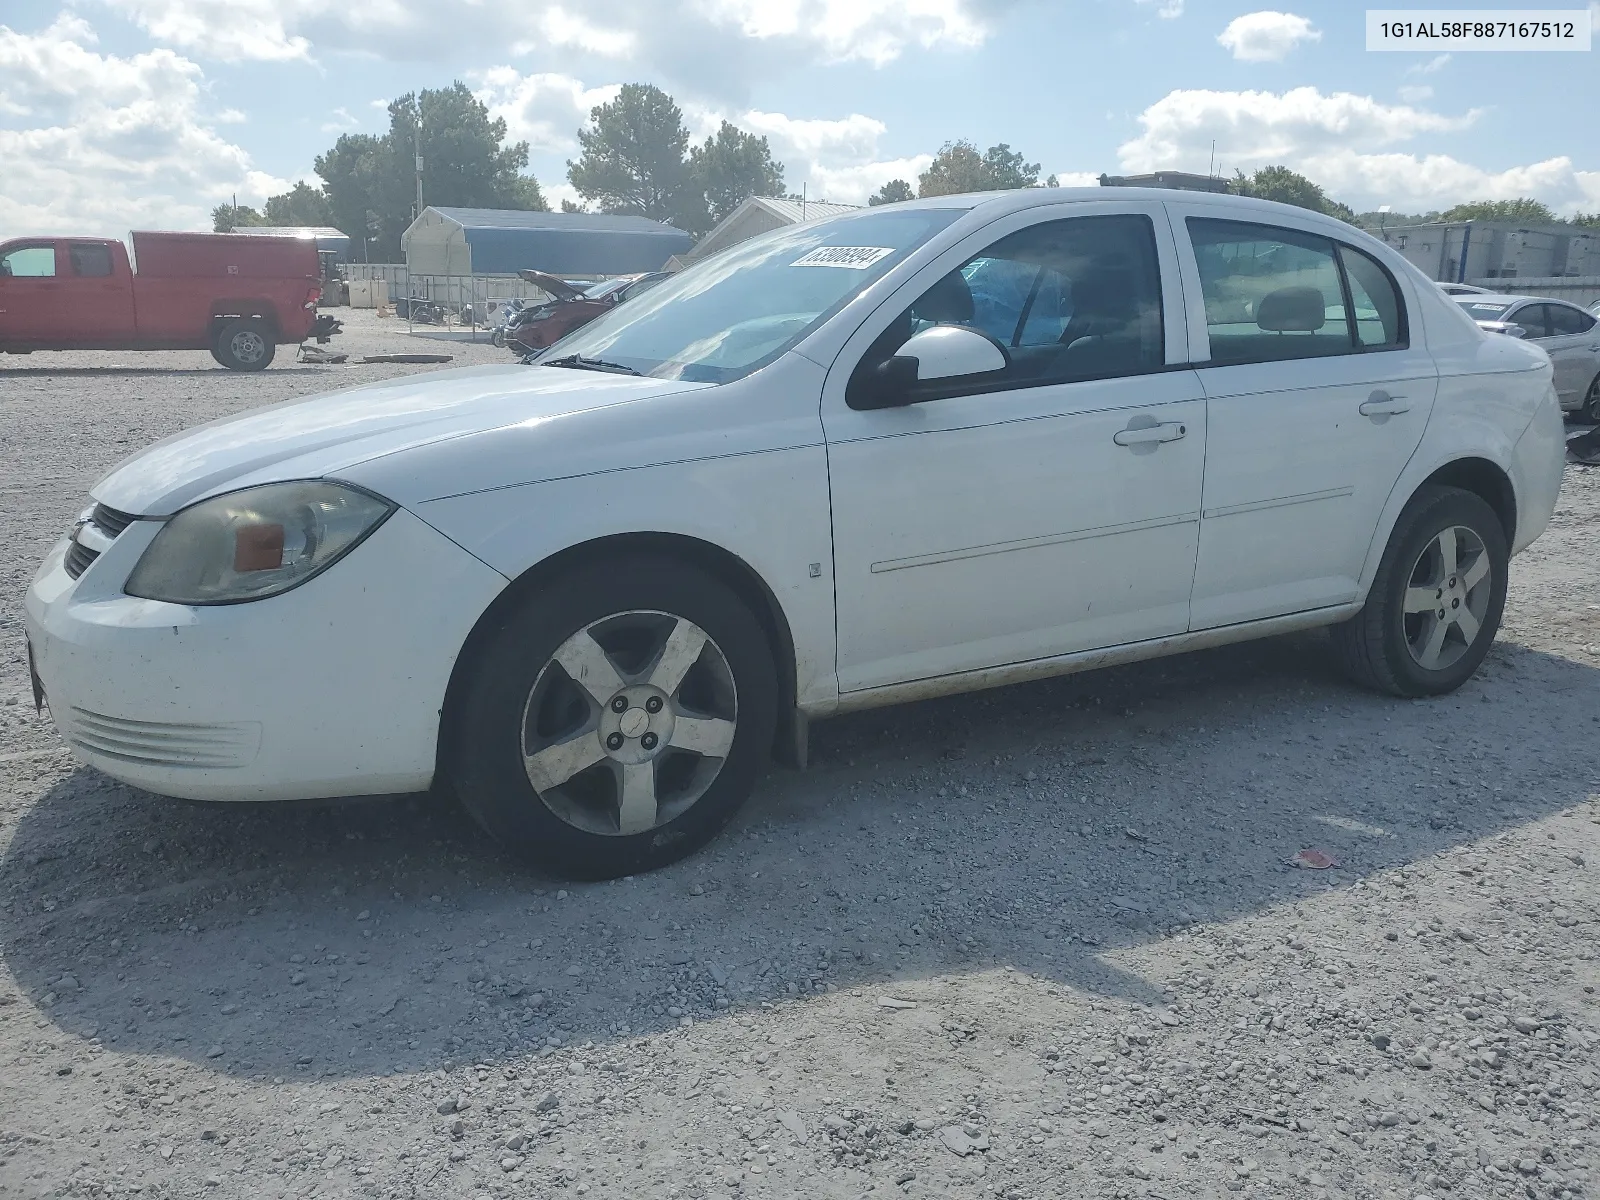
(1171, 211, 1438, 629)
(59, 241, 135, 344)
(823, 205, 1207, 693)
(0, 242, 64, 345)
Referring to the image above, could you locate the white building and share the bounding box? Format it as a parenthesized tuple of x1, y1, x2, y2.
(667, 196, 860, 270)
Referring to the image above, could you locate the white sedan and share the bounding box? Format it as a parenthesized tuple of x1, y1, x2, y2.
(25, 189, 1565, 878)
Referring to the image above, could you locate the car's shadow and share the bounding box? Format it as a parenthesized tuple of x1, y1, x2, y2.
(2, 631, 1595, 1081)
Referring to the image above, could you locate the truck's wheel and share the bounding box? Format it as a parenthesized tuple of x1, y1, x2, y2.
(213, 320, 275, 371)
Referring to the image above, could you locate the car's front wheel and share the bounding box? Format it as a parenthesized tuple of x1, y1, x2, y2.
(1329, 485, 1508, 697)
(445, 556, 777, 878)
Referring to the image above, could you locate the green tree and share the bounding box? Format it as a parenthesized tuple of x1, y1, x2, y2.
(1440, 198, 1556, 224)
(689, 121, 785, 229)
(313, 83, 545, 260)
(916, 140, 1041, 197)
(869, 179, 915, 206)
(262, 181, 334, 226)
(568, 84, 695, 225)
(1229, 165, 1357, 223)
(1573, 212, 1600, 228)
(212, 203, 263, 232)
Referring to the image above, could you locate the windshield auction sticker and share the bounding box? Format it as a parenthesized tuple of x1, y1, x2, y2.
(791, 246, 897, 269)
(1367, 9, 1591, 50)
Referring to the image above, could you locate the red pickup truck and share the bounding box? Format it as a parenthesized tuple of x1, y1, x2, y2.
(0, 231, 326, 370)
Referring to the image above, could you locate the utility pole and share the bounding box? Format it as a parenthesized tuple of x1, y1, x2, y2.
(413, 106, 424, 222)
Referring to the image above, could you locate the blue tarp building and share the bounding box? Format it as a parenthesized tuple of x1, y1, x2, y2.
(402, 207, 692, 278)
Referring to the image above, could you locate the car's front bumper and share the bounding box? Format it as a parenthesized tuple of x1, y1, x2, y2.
(23, 506, 507, 802)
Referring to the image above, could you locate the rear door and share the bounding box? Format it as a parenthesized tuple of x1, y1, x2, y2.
(1169, 207, 1438, 629)
(0, 242, 64, 345)
(60, 241, 135, 343)
(1542, 303, 1600, 409)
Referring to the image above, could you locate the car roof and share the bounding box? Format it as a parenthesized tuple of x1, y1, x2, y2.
(1454, 293, 1589, 309)
(839, 186, 1363, 226)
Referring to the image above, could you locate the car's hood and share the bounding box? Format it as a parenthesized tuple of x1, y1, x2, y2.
(516, 269, 584, 301)
(91, 364, 709, 516)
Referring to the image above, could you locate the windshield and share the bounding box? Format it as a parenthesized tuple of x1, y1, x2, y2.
(537, 208, 965, 383)
(1457, 299, 1512, 318)
(582, 278, 631, 299)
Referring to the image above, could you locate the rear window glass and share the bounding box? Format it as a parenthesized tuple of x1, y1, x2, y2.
(70, 244, 114, 277)
(1458, 301, 1511, 316)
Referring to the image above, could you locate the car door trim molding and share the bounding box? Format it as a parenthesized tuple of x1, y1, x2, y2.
(1202, 486, 1355, 521)
(869, 510, 1200, 574)
(827, 601, 1362, 710)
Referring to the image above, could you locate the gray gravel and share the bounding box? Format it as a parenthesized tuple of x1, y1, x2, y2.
(3, 313, 1600, 1199)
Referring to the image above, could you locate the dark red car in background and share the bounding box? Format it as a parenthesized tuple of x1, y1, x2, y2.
(504, 269, 670, 357)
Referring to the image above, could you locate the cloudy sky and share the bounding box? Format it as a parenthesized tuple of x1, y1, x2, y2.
(2, 0, 1597, 240)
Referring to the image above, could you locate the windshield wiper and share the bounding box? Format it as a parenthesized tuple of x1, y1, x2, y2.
(538, 353, 641, 376)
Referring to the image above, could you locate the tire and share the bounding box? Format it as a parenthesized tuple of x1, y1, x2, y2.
(1329, 485, 1508, 697)
(213, 319, 275, 371)
(1582, 373, 1600, 425)
(445, 555, 778, 879)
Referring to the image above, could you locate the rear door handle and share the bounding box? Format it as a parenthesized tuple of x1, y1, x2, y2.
(1359, 391, 1410, 417)
(1113, 421, 1187, 446)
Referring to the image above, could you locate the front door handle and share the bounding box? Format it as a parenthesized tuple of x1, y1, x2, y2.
(1359, 390, 1410, 417)
(1113, 421, 1187, 447)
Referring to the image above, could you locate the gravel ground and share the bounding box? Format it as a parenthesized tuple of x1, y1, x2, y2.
(3, 313, 1600, 1200)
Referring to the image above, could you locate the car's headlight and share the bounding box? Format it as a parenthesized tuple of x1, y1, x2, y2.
(125, 481, 394, 605)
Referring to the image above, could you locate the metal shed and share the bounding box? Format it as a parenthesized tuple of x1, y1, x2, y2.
(401, 207, 692, 278)
(670, 196, 859, 269)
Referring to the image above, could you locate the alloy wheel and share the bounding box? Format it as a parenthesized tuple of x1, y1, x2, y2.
(520, 610, 738, 836)
(1401, 524, 1492, 671)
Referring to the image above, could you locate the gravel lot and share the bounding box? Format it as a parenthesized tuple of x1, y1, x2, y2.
(3, 311, 1600, 1200)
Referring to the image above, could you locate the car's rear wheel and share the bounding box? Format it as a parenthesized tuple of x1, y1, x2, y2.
(445, 556, 777, 878)
(1581, 372, 1600, 425)
(1329, 485, 1508, 697)
(213, 319, 275, 371)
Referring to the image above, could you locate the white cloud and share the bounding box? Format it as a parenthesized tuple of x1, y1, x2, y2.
(1119, 87, 1475, 172)
(1216, 11, 1320, 62)
(1046, 171, 1102, 188)
(0, 16, 292, 238)
(700, 0, 989, 65)
(100, 0, 313, 62)
(472, 70, 621, 154)
(1407, 52, 1450, 74)
(734, 110, 929, 204)
(1117, 85, 1599, 214)
(97, 0, 996, 79)
(320, 106, 358, 133)
(1135, 0, 1184, 18)
(1398, 85, 1432, 103)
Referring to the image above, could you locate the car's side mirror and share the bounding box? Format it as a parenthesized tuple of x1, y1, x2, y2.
(847, 325, 1009, 410)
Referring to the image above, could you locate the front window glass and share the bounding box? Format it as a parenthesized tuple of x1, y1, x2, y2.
(850, 214, 1164, 402)
(1188, 219, 1350, 364)
(538, 208, 965, 383)
(1512, 304, 1551, 338)
(0, 245, 56, 277)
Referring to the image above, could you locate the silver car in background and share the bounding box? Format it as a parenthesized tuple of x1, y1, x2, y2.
(1456, 293, 1600, 421)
